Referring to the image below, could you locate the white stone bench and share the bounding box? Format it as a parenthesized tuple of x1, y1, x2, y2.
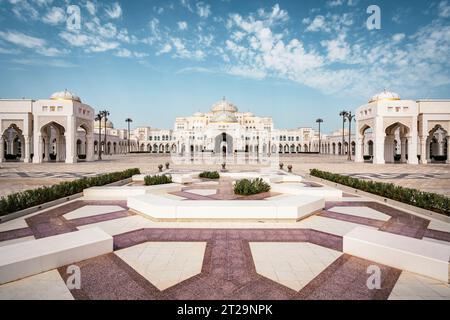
(271, 183, 342, 199)
(171, 174, 193, 184)
(0, 228, 113, 284)
(83, 186, 147, 200)
(344, 227, 450, 283)
(128, 194, 324, 221)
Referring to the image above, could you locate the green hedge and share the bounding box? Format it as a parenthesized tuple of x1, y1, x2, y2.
(144, 174, 172, 186)
(199, 171, 220, 179)
(310, 169, 449, 216)
(0, 168, 140, 217)
(234, 178, 271, 196)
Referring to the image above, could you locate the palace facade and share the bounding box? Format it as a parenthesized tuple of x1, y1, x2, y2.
(1, 90, 449, 164)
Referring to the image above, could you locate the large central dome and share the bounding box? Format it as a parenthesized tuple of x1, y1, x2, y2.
(211, 97, 238, 113)
(210, 97, 238, 123)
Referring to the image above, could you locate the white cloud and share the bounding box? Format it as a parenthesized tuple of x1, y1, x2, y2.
(227, 66, 266, 80)
(0, 30, 67, 56)
(105, 2, 122, 19)
(9, 0, 39, 20)
(196, 2, 211, 18)
(59, 31, 90, 46)
(178, 21, 188, 30)
(12, 58, 76, 68)
(438, 1, 450, 18)
(304, 13, 353, 33)
(321, 35, 350, 62)
(42, 6, 65, 25)
(156, 43, 172, 55)
(305, 15, 327, 32)
(114, 48, 148, 58)
(392, 33, 405, 42)
(327, 0, 344, 7)
(85, 1, 96, 16)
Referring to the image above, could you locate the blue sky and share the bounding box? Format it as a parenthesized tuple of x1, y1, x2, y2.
(0, 0, 449, 132)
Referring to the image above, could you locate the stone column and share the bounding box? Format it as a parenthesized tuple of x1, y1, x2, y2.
(33, 135, 43, 164)
(373, 135, 385, 164)
(407, 118, 419, 165)
(86, 133, 94, 161)
(0, 136, 4, 163)
(447, 136, 450, 164)
(355, 138, 363, 163)
(403, 137, 410, 163)
(385, 135, 395, 163)
(23, 136, 30, 163)
(419, 137, 427, 164)
(65, 117, 76, 164)
(44, 136, 51, 162)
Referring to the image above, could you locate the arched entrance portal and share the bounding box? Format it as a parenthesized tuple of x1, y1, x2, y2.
(215, 132, 233, 155)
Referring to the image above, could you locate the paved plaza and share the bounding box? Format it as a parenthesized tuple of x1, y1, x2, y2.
(0, 154, 449, 197)
(0, 163, 449, 300)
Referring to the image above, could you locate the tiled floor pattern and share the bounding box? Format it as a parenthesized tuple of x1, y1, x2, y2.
(388, 271, 450, 300)
(0, 198, 449, 300)
(0, 270, 74, 300)
(250, 242, 342, 291)
(115, 242, 206, 290)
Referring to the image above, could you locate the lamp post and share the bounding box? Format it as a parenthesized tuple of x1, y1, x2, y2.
(346, 112, 355, 161)
(125, 118, 133, 153)
(339, 110, 348, 155)
(316, 118, 323, 154)
(100, 110, 110, 155)
(95, 113, 102, 160)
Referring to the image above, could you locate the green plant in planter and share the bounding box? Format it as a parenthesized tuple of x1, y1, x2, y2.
(165, 162, 170, 169)
(287, 165, 293, 172)
(234, 178, 271, 196)
(199, 171, 220, 179)
(0, 168, 140, 216)
(279, 163, 284, 170)
(309, 168, 450, 216)
(144, 174, 172, 186)
(158, 164, 163, 172)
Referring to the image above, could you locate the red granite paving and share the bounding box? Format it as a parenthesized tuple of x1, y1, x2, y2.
(295, 254, 401, 300)
(0, 200, 132, 241)
(58, 228, 402, 300)
(324, 201, 431, 239)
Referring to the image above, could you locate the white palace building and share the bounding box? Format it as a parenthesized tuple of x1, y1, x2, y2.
(0, 90, 449, 164)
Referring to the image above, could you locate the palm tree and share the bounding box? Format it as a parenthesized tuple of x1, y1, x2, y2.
(99, 110, 110, 155)
(95, 113, 103, 160)
(125, 118, 133, 153)
(316, 118, 323, 154)
(339, 110, 348, 155)
(346, 112, 355, 160)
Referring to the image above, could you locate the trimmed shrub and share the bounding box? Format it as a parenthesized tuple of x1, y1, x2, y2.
(78, 154, 87, 160)
(0, 168, 140, 216)
(199, 171, 220, 179)
(144, 174, 172, 186)
(234, 178, 271, 196)
(310, 169, 449, 216)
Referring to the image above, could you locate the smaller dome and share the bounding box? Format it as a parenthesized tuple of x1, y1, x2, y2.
(94, 119, 114, 129)
(50, 89, 81, 102)
(369, 90, 400, 103)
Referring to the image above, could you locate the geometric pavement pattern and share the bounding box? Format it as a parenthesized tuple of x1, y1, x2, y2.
(0, 199, 449, 300)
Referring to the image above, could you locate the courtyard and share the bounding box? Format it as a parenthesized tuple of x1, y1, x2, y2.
(0, 155, 449, 300)
(0, 154, 449, 198)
